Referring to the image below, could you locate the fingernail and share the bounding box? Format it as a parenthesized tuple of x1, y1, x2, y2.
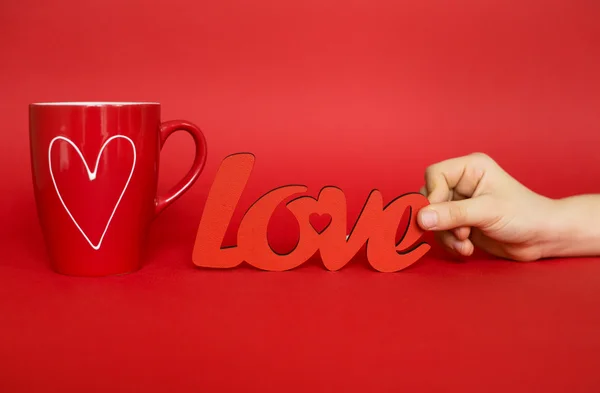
(419, 209, 438, 229)
(453, 240, 464, 254)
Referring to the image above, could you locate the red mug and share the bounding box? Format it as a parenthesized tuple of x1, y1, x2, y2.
(29, 102, 208, 276)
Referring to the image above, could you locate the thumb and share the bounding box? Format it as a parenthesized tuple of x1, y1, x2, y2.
(417, 197, 492, 231)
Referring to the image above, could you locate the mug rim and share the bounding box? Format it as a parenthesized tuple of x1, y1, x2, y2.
(30, 101, 160, 106)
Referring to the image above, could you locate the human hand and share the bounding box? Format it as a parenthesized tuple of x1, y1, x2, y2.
(416, 153, 557, 261)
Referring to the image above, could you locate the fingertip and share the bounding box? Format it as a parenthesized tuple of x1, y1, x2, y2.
(418, 208, 439, 230)
(453, 239, 475, 256)
(434, 231, 466, 261)
(427, 189, 448, 204)
(453, 227, 471, 240)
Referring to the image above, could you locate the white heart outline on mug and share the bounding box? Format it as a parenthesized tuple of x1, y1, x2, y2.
(48, 135, 137, 250)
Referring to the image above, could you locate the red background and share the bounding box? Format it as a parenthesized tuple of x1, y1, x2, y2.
(1, 0, 600, 391)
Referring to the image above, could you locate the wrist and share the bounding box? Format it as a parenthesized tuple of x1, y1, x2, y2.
(539, 195, 600, 258)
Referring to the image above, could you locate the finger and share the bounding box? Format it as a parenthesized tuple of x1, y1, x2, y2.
(454, 238, 475, 256)
(436, 231, 475, 257)
(424, 154, 487, 203)
(434, 231, 460, 257)
(453, 226, 471, 240)
(446, 192, 469, 244)
(450, 190, 471, 239)
(427, 162, 478, 240)
(417, 197, 496, 231)
(422, 184, 470, 239)
(469, 228, 510, 260)
(452, 189, 468, 201)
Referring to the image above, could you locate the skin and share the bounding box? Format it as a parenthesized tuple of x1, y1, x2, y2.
(416, 152, 600, 261)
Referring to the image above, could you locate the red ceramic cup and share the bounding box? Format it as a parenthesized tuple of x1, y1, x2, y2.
(29, 102, 208, 276)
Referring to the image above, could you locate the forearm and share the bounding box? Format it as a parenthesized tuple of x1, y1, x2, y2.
(541, 194, 600, 258)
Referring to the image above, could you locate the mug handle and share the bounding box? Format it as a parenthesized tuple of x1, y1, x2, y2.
(154, 120, 208, 216)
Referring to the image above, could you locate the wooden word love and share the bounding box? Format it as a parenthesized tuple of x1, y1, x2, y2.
(192, 153, 431, 272)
